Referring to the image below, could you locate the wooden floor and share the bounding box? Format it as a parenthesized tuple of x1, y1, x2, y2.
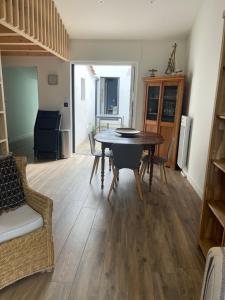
(0, 155, 205, 300)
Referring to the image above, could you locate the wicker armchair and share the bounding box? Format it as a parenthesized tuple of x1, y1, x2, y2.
(0, 156, 54, 290)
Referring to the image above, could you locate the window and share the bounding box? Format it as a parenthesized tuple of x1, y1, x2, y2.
(100, 77, 119, 115)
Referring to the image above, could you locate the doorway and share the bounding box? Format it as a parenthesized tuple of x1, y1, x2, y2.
(3, 67, 39, 160)
(71, 64, 135, 154)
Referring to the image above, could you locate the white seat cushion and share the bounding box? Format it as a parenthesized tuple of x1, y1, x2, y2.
(0, 204, 43, 243)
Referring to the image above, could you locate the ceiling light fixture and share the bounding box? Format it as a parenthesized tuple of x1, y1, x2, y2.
(149, 0, 156, 4)
(98, 0, 104, 4)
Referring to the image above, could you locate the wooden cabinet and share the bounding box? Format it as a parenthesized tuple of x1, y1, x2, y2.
(199, 17, 225, 257)
(143, 75, 185, 168)
(0, 52, 9, 156)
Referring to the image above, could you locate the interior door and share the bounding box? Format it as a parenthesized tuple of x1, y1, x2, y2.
(158, 81, 179, 164)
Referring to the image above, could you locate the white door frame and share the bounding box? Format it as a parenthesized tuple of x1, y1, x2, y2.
(70, 60, 139, 134)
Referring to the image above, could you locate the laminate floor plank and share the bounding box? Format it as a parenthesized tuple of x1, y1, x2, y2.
(0, 155, 204, 300)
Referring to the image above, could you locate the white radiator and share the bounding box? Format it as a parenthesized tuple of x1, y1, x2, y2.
(177, 115, 191, 169)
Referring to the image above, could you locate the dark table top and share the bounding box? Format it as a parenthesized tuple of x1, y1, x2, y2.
(95, 130, 164, 146)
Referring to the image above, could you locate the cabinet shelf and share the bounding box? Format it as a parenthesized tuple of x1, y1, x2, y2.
(217, 115, 225, 120)
(0, 111, 4, 114)
(213, 159, 225, 173)
(0, 139, 6, 144)
(163, 97, 176, 101)
(208, 201, 225, 227)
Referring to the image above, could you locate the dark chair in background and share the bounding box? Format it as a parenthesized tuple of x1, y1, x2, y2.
(140, 138, 175, 183)
(108, 144, 143, 201)
(89, 132, 112, 184)
(34, 110, 61, 160)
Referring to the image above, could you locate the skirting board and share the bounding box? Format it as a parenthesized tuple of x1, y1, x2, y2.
(187, 174, 203, 200)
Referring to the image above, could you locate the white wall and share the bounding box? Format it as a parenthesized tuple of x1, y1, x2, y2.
(186, 1, 225, 198)
(74, 65, 95, 147)
(2, 56, 70, 129)
(94, 65, 131, 126)
(70, 39, 188, 129)
(2, 39, 188, 156)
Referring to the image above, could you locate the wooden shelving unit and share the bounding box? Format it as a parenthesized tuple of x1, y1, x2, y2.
(199, 15, 225, 257)
(0, 51, 8, 155)
(213, 159, 225, 173)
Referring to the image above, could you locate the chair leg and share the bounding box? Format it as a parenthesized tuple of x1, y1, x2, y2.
(162, 164, 168, 184)
(90, 157, 98, 184)
(109, 157, 112, 171)
(133, 169, 144, 201)
(140, 162, 144, 178)
(112, 166, 118, 187)
(159, 164, 164, 182)
(95, 157, 100, 174)
(108, 168, 118, 201)
(141, 161, 148, 180)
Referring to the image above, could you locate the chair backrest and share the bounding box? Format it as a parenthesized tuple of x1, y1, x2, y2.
(111, 144, 143, 170)
(88, 132, 96, 155)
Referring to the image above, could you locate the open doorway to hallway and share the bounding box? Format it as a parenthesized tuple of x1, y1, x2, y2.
(72, 64, 134, 155)
(3, 67, 39, 161)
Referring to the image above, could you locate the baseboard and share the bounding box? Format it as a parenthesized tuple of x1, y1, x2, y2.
(187, 174, 203, 200)
(9, 132, 33, 144)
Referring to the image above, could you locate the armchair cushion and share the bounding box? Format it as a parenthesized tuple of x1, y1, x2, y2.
(0, 204, 43, 243)
(0, 155, 25, 214)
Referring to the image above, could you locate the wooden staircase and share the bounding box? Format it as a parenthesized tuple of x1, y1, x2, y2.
(0, 0, 69, 61)
(0, 1, 70, 155)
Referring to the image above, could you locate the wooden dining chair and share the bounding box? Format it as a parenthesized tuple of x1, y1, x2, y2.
(89, 132, 112, 183)
(140, 138, 175, 183)
(108, 144, 144, 201)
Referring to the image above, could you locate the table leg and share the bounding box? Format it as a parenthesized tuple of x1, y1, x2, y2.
(101, 144, 105, 189)
(149, 145, 155, 192)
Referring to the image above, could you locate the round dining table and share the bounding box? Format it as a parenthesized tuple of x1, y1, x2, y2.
(94, 130, 164, 191)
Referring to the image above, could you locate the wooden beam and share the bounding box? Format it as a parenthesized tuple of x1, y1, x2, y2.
(0, 35, 32, 43)
(12, 0, 19, 28)
(2, 49, 47, 53)
(49, 0, 53, 49)
(39, 0, 43, 43)
(0, 33, 19, 36)
(42, 0, 46, 45)
(2, 51, 53, 56)
(0, 24, 14, 33)
(0, 2, 6, 20)
(0, 44, 43, 50)
(19, 0, 25, 31)
(24, 0, 30, 35)
(34, 0, 39, 40)
(6, 0, 13, 24)
(30, 0, 35, 37)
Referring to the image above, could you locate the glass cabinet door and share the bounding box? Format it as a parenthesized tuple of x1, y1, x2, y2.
(146, 85, 160, 120)
(161, 85, 178, 122)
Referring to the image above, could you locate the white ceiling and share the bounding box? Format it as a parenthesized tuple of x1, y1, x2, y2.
(54, 0, 203, 40)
